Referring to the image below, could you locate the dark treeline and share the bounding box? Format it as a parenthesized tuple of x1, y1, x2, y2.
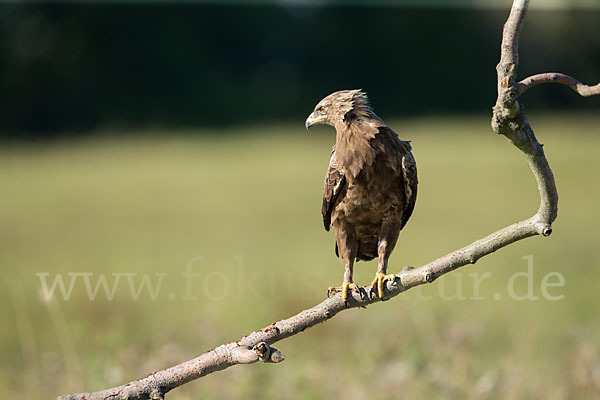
(0, 4, 598, 138)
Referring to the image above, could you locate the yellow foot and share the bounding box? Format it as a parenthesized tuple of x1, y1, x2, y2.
(327, 282, 359, 303)
(370, 272, 397, 299)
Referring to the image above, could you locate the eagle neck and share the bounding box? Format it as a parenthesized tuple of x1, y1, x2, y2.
(334, 120, 379, 179)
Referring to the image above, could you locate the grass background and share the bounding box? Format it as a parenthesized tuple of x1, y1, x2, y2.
(1, 114, 600, 399)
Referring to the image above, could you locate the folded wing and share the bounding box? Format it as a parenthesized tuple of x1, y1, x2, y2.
(322, 147, 347, 231)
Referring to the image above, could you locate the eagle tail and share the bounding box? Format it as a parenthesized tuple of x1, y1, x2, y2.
(356, 238, 378, 261)
(335, 239, 378, 261)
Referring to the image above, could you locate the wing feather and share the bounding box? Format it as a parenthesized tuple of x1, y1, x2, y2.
(322, 147, 346, 231)
(400, 146, 418, 229)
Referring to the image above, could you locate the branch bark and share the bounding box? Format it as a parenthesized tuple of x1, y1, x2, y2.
(59, 1, 598, 399)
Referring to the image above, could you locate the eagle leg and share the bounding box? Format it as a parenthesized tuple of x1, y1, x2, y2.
(329, 220, 359, 304)
(369, 231, 400, 299)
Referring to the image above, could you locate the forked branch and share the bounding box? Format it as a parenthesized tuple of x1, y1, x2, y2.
(517, 73, 600, 97)
(59, 1, 598, 399)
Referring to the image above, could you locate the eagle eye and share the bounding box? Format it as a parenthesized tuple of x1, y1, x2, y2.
(318, 106, 327, 114)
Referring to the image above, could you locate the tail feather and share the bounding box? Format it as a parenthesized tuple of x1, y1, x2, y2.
(356, 237, 378, 261)
(334, 238, 378, 262)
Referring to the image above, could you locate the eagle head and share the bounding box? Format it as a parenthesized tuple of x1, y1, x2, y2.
(305, 89, 372, 131)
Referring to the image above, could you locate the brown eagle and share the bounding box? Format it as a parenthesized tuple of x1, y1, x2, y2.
(305, 89, 418, 302)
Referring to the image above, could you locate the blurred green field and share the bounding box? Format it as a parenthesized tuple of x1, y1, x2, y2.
(1, 114, 600, 399)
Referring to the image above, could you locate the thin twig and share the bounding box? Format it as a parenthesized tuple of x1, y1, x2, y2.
(59, 0, 598, 399)
(517, 73, 600, 97)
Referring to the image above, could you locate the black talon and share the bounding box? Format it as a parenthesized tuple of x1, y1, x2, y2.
(358, 287, 368, 300)
(368, 286, 377, 299)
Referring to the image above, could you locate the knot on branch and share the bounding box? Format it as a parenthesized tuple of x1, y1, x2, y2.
(253, 342, 285, 363)
(492, 102, 523, 136)
(149, 388, 164, 400)
(500, 86, 520, 109)
(537, 223, 553, 237)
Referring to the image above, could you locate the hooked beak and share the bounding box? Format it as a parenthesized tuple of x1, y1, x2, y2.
(305, 112, 325, 131)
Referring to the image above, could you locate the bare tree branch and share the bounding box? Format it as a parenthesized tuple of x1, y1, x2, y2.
(492, 0, 558, 237)
(59, 0, 598, 399)
(517, 73, 600, 97)
(59, 342, 285, 400)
